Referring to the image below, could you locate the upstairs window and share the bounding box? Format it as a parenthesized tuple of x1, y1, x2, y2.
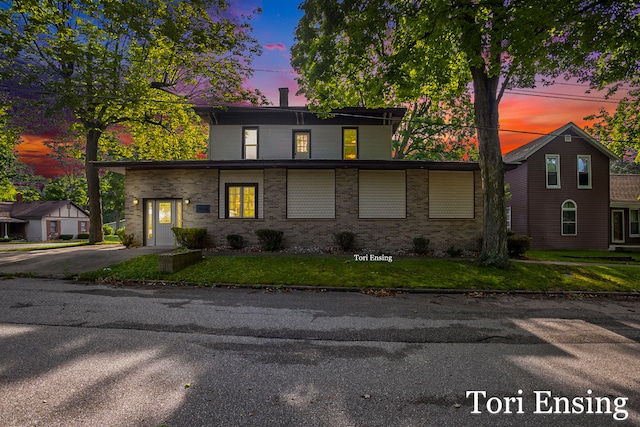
(577, 155, 592, 188)
(546, 154, 560, 188)
(561, 200, 577, 236)
(243, 127, 258, 159)
(294, 131, 310, 159)
(343, 128, 358, 160)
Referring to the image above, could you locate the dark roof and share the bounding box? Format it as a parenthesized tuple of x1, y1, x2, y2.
(194, 105, 407, 133)
(610, 174, 640, 203)
(10, 200, 88, 220)
(93, 159, 486, 175)
(503, 122, 618, 163)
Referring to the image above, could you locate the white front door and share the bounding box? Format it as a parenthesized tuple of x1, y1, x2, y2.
(146, 200, 182, 246)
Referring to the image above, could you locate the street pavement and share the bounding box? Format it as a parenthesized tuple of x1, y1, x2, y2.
(0, 277, 638, 426)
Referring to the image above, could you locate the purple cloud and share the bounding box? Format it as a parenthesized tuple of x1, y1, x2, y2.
(264, 43, 286, 51)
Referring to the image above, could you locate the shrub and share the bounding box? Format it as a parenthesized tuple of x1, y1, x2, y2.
(117, 228, 136, 248)
(0, 237, 12, 242)
(334, 231, 356, 252)
(255, 229, 283, 251)
(116, 227, 126, 236)
(446, 245, 463, 257)
(226, 234, 244, 250)
(412, 237, 430, 255)
(60, 234, 74, 240)
(103, 224, 114, 236)
(171, 227, 208, 249)
(507, 235, 531, 257)
(77, 233, 90, 239)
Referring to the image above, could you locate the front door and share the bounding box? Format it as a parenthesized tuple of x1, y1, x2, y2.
(611, 210, 625, 244)
(146, 200, 182, 246)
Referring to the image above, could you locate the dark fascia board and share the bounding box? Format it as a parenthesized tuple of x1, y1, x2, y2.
(91, 159, 502, 175)
(195, 105, 407, 133)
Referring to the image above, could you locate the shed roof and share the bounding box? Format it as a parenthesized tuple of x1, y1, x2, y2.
(610, 174, 640, 203)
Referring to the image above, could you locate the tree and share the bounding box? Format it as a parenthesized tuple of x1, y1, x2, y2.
(0, 103, 21, 201)
(292, 0, 636, 267)
(393, 91, 477, 161)
(43, 174, 88, 207)
(1, 0, 264, 243)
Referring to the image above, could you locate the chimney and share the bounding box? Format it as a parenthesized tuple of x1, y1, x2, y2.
(279, 87, 289, 108)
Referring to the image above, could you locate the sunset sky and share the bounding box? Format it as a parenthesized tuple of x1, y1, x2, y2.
(16, 0, 623, 177)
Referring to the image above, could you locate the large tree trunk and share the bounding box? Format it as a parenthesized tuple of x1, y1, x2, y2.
(471, 68, 509, 267)
(85, 128, 104, 244)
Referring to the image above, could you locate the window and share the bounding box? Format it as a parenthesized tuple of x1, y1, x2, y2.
(561, 200, 577, 236)
(293, 131, 310, 159)
(226, 184, 257, 218)
(577, 155, 591, 188)
(343, 128, 358, 159)
(506, 206, 512, 231)
(546, 154, 560, 188)
(428, 171, 475, 219)
(49, 221, 58, 233)
(243, 127, 258, 159)
(359, 170, 406, 218)
(631, 209, 640, 236)
(79, 221, 87, 233)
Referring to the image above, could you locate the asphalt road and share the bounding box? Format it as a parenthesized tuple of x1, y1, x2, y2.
(0, 278, 638, 426)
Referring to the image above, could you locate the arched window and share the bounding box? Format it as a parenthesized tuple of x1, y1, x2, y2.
(562, 200, 577, 236)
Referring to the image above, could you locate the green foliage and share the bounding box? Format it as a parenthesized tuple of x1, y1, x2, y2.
(117, 228, 136, 248)
(255, 229, 284, 252)
(59, 234, 74, 240)
(334, 231, 356, 252)
(507, 235, 532, 258)
(171, 227, 208, 250)
(0, 0, 266, 244)
(412, 237, 430, 255)
(291, 0, 636, 268)
(393, 96, 477, 161)
(103, 225, 114, 236)
(226, 234, 244, 250)
(77, 233, 90, 239)
(43, 174, 88, 207)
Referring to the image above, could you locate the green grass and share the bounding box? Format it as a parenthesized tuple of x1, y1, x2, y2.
(526, 249, 640, 264)
(79, 254, 640, 293)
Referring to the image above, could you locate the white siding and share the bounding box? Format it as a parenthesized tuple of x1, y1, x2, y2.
(209, 125, 392, 160)
(429, 171, 475, 219)
(359, 170, 406, 218)
(287, 170, 336, 218)
(219, 170, 264, 218)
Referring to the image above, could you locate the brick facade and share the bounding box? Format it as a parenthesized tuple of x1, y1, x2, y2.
(126, 167, 483, 251)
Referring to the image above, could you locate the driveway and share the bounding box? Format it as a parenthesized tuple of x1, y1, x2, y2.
(0, 244, 169, 277)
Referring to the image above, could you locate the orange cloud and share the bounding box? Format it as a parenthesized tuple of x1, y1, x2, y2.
(16, 135, 64, 178)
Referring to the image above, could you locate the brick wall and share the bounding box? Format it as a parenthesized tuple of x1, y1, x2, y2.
(126, 167, 483, 251)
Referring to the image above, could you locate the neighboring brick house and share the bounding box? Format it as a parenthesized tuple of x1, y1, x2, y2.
(610, 174, 640, 249)
(503, 122, 618, 250)
(96, 88, 484, 251)
(0, 198, 90, 241)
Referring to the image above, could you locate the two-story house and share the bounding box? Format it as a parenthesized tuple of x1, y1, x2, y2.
(503, 122, 618, 250)
(96, 88, 484, 251)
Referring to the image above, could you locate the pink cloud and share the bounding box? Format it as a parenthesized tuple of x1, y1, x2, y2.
(264, 43, 286, 51)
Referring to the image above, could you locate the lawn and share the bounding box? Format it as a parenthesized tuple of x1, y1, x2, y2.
(80, 253, 640, 293)
(525, 249, 640, 264)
